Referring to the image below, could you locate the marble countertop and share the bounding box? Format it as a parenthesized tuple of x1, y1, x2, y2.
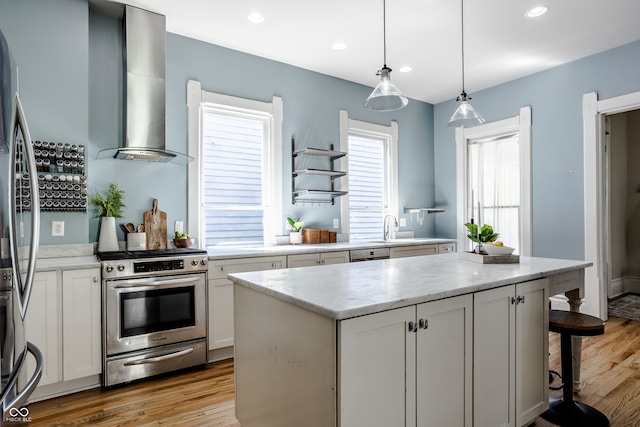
(32, 238, 455, 270)
(229, 254, 592, 320)
(206, 238, 455, 260)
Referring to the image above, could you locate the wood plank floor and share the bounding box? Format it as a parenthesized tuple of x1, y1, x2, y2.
(26, 316, 640, 426)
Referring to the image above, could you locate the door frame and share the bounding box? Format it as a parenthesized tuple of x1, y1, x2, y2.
(583, 90, 640, 318)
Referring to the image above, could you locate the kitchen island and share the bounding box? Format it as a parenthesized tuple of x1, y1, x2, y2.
(229, 253, 591, 427)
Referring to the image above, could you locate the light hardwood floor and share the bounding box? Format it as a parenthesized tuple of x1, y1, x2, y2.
(26, 316, 640, 426)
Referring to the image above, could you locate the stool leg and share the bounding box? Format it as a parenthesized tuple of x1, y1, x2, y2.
(541, 331, 609, 427)
(561, 332, 574, 403)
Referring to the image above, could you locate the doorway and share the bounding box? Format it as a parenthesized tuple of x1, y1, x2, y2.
(605, 110, 640, 321)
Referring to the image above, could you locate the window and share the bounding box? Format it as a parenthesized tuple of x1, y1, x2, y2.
(187, 81, 283, 247)
(340, 110, 398, 241)
(455, 106, 532, 255)
(468, 134, 520, 250)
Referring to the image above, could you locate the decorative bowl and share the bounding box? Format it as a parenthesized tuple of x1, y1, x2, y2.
(481, 243, 515, 256)
(173, 238, 195, 248)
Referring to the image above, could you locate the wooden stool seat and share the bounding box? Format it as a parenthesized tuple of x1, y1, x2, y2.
(541, 310, 609, 427)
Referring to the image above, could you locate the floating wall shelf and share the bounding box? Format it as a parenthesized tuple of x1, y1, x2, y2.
(292, 138, 348, 205)
(403, 207, 445, 214)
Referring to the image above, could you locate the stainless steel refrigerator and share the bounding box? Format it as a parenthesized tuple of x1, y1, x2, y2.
(0, 28, 43, 423)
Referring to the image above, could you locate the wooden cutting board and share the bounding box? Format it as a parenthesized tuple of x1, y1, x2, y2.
(144, 199, 167, 250)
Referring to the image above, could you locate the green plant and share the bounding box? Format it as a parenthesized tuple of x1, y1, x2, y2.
(287, 217, 304, 232)
(464, 223, 499, 243)
(89, 183, 126, 218)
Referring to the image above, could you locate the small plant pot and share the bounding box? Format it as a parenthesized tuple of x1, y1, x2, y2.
(289, 231, 302, 245)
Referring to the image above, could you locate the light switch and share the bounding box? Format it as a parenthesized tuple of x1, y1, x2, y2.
(399, 218, 406, 227)
(175, 221, 184, 234)
(333, 218, 339, 229)
(52, 221, 64, 236)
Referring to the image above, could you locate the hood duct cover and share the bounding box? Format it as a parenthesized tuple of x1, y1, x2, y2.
(97, 5, 192, 165)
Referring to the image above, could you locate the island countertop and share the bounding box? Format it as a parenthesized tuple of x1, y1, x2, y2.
(229, 253, 592, 320)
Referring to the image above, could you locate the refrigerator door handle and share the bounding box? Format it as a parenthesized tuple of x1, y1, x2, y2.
(13, 95, 39, 319)
(1, 342, 43, 420)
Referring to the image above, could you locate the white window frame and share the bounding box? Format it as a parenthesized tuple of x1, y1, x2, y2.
(339, 110, 399, 238)
(186, 80, 283, 246)
(455, 106, 532, 255)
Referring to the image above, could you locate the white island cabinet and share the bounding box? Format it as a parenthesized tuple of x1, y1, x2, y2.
(474, 279, 549, 427)
(230, 255, 590, 427)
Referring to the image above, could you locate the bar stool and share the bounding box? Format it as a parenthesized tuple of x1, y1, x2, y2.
(541, 310, 609, 427)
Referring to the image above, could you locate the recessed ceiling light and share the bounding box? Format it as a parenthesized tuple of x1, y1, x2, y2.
(332, 42, 347, 50)
(247, 12, 265, 23)
(399, 66, 412, 73)
(525, 6, 548, 18)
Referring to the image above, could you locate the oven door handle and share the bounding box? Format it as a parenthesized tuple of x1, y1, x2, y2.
(123, 348, 194, 366)
(113, 276, 201, 289)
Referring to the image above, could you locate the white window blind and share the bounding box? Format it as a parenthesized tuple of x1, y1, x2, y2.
(468, 134, 520, 250)
(348, 134, 387, 240)
(201, 110, 268, 246)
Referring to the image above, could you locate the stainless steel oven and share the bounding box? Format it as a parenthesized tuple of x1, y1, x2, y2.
(98, 249, 208, 387)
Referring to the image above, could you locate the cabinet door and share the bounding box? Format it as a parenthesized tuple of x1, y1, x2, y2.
(287, 253, 320, 268)
(515, 279, 549, 426)
(416, 294, 472, 427)
(208, 256, 286, 351)
(319, 250, 349, 265)
(474, 285, 516, 427)
(25, 271, 59, 386)
(62, 268, 101, 381)
(390, 245, 437, 258)
(339, 306, 415, 427)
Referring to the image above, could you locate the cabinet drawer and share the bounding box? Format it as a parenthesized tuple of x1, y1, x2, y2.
(438, 243, 456, 254)
(209, 256, 287, 279)
(390, 245, 437, 258)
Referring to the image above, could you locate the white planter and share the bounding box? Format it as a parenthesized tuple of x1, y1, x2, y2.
(98, 217, 119, 252)
(289, 231, 302, 245)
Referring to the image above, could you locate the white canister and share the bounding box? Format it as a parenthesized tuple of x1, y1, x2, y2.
(127, 232, 147, 251)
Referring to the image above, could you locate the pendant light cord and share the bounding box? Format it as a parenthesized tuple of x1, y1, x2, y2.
(383, 0, 387, 67)
(460, 0, 466, 94)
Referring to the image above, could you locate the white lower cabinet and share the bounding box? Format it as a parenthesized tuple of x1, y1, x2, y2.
(339, 294, 472, 427)
(287, 250, 350, 268)
(25, 268, 102, 396)
(25, 271, 59, 386)
(473, 279, 549, 427)
(61, 268, 102, 381)
(208, 256, 286, 354)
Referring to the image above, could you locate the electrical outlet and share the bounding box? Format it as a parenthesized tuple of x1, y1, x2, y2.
(333, 218, 339, 229)
(399, 218, 407, 227)
(175, 221, 184, 234)
(52, 221, 64, 236)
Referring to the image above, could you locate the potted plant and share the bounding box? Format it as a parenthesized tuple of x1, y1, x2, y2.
(89, 183, 126, 251)
(287, 217, 304, 244)
(464, 223, 499, 254)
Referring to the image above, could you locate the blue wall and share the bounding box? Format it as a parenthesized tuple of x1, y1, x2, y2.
(4, 0, 640, 254)
(434, 39, 640, 260)
(1, 0, 436, 245)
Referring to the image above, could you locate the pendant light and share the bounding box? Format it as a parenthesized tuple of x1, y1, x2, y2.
(364, 0, 408, 112)
(447, 0, 484, 127)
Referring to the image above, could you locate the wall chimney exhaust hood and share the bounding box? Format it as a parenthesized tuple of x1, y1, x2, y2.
(96, 4, 192, 165)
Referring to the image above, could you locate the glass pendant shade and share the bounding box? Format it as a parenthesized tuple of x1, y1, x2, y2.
(447, 92, 485, 127)
(364, 66, 409, 112)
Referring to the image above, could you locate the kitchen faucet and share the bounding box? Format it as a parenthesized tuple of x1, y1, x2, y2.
(383, 215, 398, 241)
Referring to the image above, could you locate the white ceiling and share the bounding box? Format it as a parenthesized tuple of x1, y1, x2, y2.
(113, 0, 640, 104)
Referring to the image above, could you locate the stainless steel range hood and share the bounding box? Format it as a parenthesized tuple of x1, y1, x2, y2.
(97, 5, 192, 165)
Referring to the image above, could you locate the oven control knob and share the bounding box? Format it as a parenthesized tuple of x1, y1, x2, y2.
(105, 265, 113, 273)
(200, 259, 207, 266)
(117, 264, 125, 272)
(191, 260, 199, 266)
